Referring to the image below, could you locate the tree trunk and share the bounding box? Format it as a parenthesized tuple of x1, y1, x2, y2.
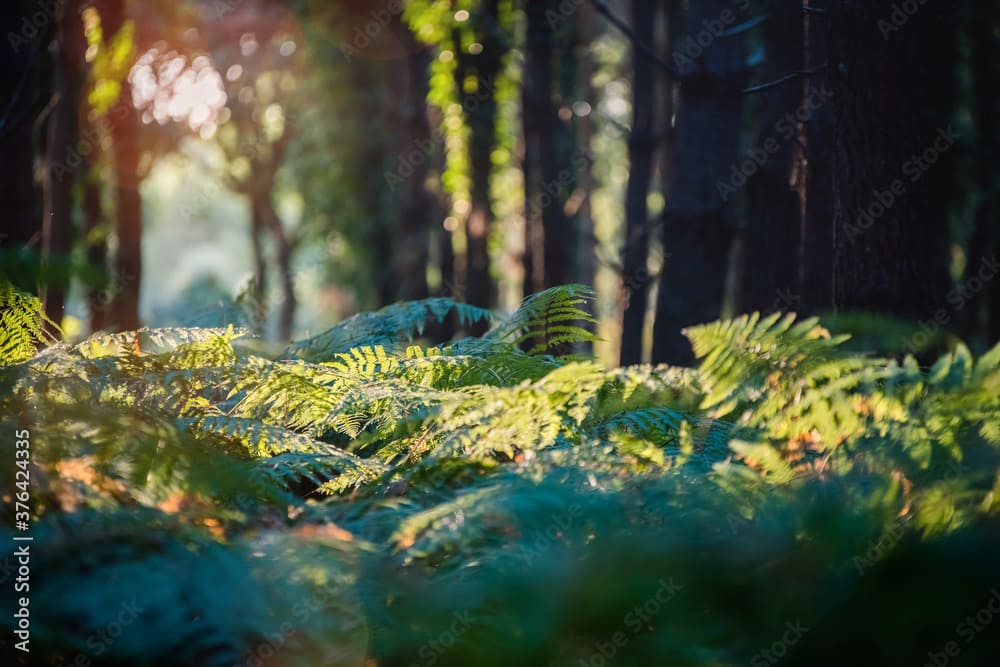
(107, 81, 142, 332)
(82, 165, 109, 332)
(456, 0, 504, 319)
(619, 0, 657, 366)
(966, 0, 1000, 345)
(0, 0, 50, 287)
(734, 2, 803, 316)
(829, 0, 955, 319)
(256, 191, 295, 341)
(575, 0, 596, 291)
(102, 0, 142, 332)
(41, 0, 85, 334)
(389, 23, 432, 302)
(651, 0, 743, 365)
(799, 0, 835, 314)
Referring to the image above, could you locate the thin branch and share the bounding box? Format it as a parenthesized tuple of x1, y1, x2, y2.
(590, 0, 684, 81)
(721, 12, 773, 37)
(741, 64, 827, 95)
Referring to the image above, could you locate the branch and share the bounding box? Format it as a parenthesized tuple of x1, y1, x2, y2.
(721, 12, 773, 37)
(590, 0, 684, 81)
(741, 64, 827, 95)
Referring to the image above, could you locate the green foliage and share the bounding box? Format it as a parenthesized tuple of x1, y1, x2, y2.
(3, 287, 999, 665)
(0, 283, 56, 364)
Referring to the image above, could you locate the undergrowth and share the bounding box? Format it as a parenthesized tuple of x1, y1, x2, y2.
(1, 283, 999, 666)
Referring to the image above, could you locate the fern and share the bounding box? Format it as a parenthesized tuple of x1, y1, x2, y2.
(0, 282, 57, 364)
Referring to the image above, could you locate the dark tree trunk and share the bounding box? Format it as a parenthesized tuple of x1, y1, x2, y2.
(545, 0, 579, 290)
(255, 190, 295, 341)
(652, 0, 744, 365)
(41, 0, 86, 334)
(799, 0, 835, 314)
(248, 199, 268, 335)
(0, 0, 50, 284)
(521, 6, 544, 297)
(107, 82, 142, 332)
(966, 0, 1000, 346)
(102, 0, 142, 332)
(82, 165, 109, 332)
(829, 0, 955, 319)
(735, 2, 803, 316)
(456, 0, 504, 319)
(575, 0, 596, 291)
(619, 0, 657, 366)
(389, 23, 432, 302)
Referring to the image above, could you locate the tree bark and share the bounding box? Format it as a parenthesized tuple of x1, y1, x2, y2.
(734, 2, 803, 316)
(651, 0, 744, 365)
(966, 0, 1000, 345)
(829, 0, 955, 319)
(456, 0, 504, 319)
(389, 22, 432, 302)
(82, 165, 109, 332)
(619, 0, 657, 366)
(799, 0, 835, 314)
(41, 0, 85, 334)
(101, 0, 142, 332)
(0, 0, 50, 287)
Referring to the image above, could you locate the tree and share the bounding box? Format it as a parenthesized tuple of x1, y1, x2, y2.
(651, 0, 744, 365)
(733, 2, 803, 316)
(41, 0, 87, 332)
(799, 0, 835, 315)
(0, 0, 52, 291)
(618, 0, 657, 366)
(95, 0, 143, 332)
(828, 0, 956, 319)
(454, 0, 506, 314)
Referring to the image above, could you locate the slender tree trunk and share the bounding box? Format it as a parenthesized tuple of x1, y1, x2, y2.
(457, 1, 504, 319)
(522, 11, 543, 297)
(248, 199, 268, 336)
(575, 0, 596, 291)
(799, 0, 835, 314)
(651, 0, 743, 365)
(390, 23, 432, 302)
(0, 0, 50, 285)
(256, 190, 295, 341)
(41, 0, 85, 334)
(829, 0, 955, 318)
(102, 0, 142, 332)
(542, 0, 577, 290)
(619, 0, 656, 366)
(107, 82, 142, 332)
(82, 165, 108, 332)
(734, 2, 803, 315)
